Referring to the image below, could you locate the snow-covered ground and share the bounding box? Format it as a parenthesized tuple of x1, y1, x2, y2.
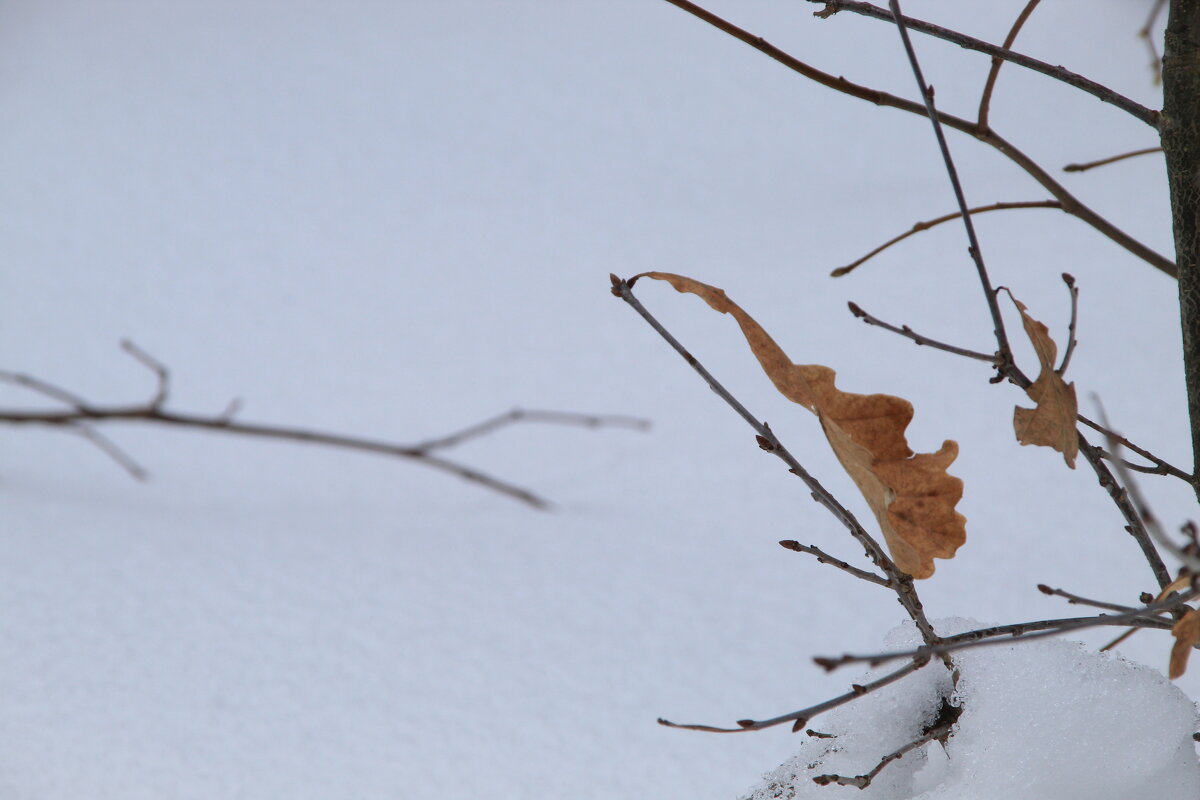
(1, 1, 1194, 797)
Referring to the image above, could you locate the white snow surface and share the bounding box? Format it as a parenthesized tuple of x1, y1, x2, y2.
(2, 1, 1198, 798)
(745, 620, 1200, 799)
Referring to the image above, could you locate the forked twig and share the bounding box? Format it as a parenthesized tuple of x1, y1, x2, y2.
(1140, 0, 1168, 84)
(657, 657, 930, 733)
(657, 0, 1176, 277)
(1036, 583, 1140, 614)
(977, 0, 1041, 129)
(0, 344, 650, 509)
(813, 591, 1197, 672)
(812, 0, 1159, 128)
(847, 302, 998, 364)
(1056, 273, 1079, 375)
(831, 200, 1063, 278)
(845, 299, 1178, 586)
(813, 718, 955, 789)
(887, 0, 1013, 377)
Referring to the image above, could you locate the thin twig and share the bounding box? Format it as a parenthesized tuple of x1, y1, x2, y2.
(977, 0, 1041, 129)
(1036, 583, 1140, 614)
(1064, 146, 1163, 173)
(611, 274, 944, 650)
(0, 369, 90, 408)
(658, 656, 930, 733)
(120, 339, 169, 408)
(1140, 0, 1168, 84)
(831, 200, 1063, 278)
(659, 0, 1176, 277)
(813, 591, 1197, 672)
(413, 408, 650, 453)
(812, 0, 1159, 128)
(779, 540, 890, 587)
(888, 0, 1014, 378)
(843, 299, 1182, 581)
(813, 718, 954, 788)
(1056, 273, 1079, 375)
(1095, 400, 1200, 573)
(847, 302, 998, 364)
(69, 423, 149, 480)
(1078, 436, 1174, 589)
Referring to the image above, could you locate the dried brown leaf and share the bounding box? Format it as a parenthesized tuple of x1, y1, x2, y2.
(1170, 608, 1200, 679)
(1006, 291, 1078, 468)
(635, 272, 965, 579)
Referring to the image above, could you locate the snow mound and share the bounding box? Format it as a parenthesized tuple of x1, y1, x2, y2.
(743, 618, 1200, 800)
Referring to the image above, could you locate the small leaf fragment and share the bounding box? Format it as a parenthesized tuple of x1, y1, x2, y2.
(636, 271, 966, 579)
(1007, 291, 1078, 468)
(1170, 609, 1200, 679)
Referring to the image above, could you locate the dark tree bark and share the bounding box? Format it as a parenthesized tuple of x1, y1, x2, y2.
(1163, 0, 1200, 499)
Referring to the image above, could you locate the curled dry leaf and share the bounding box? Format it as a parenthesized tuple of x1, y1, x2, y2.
(1006, 291, 1078, 468)
(633, 272, 965, 579)
(1169, 608, 1200, 679)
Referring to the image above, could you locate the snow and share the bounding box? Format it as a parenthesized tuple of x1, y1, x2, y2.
(0, 0, 1196, 798)
(745, 620, 1200, 799)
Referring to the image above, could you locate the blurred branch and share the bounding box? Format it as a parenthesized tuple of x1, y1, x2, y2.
(1064, 147, 1163, 173)
(977, 0, 1041, 129)
(0, 343, 650, 510)
(831, 200, 1063, 278)
(1036, 583, 1140, 614)
(812, 0, 1160, 128)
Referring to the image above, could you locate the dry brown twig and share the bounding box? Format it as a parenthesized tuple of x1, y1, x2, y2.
(1064, 146, 1163, 173)
(0, 341, 650, 509)
(659, 0, 1176, 277)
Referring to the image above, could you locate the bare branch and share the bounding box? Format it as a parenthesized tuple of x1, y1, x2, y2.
(847, 302, 998, 364)
(657, 656, 930, 733)
(413, 408, 650, 453)
(659, 0, 1175, 277)
(779, 540, 890, 587)
(888, 0, 1014, 378)
(120, 339, 169, 408)
(1095, 400, 1200, 573)
(0, 370, 89, 408)
(832, 201, 1063, 278)
(1056, 273, 1079, 375)
(1064, 147, 1163, 173)
(1036, 583, 1140, 614)
(69, 423, 149, 480)
(812, 0, 1160, 128)
(977, 0, 1041, 129)
(1, 347, 650, 509)
(813, 718, 954, 789)
(813, 591, 1197, 672)
(1140, 0, 1169, 84)
(611, 274, 945, 650)
(844, 294, 1182, 582)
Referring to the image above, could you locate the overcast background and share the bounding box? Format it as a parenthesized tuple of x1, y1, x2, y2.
(0, 1, 1190, 798)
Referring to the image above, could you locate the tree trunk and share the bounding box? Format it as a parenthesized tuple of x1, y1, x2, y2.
(1163, 0, 1200, 499)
